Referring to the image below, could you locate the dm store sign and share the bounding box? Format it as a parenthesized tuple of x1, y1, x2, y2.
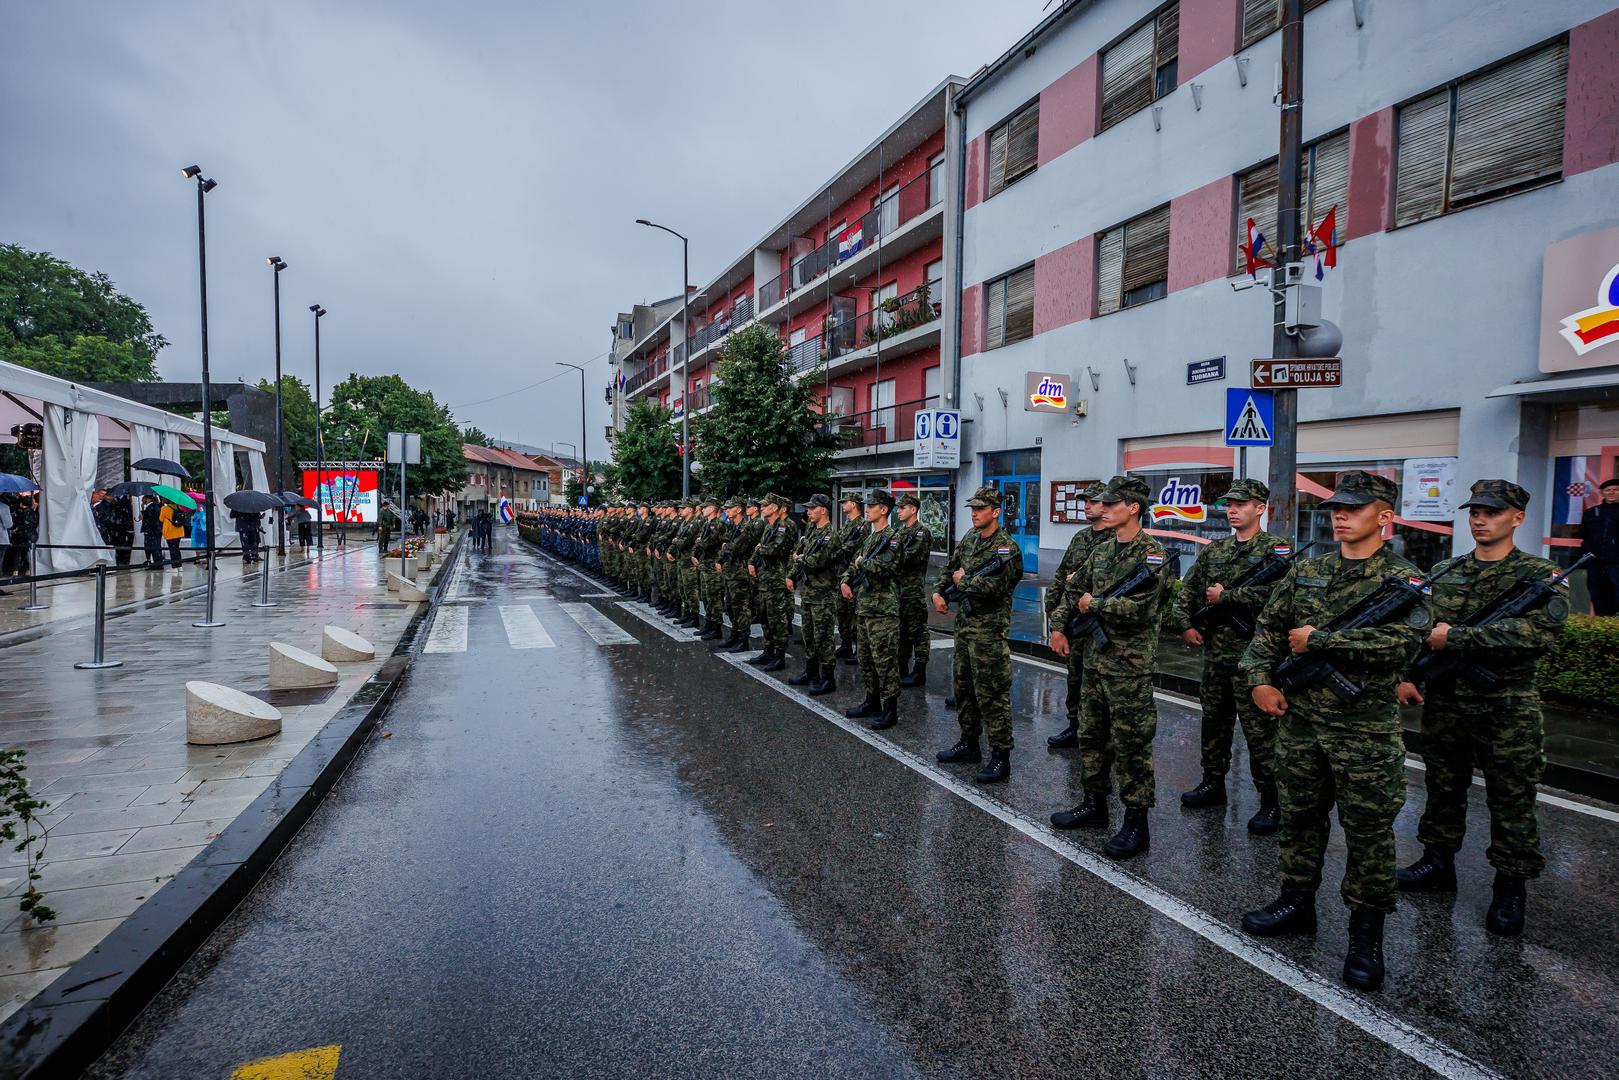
(1024, 371, 1070, 413)
(1150, 477, 1207, 524)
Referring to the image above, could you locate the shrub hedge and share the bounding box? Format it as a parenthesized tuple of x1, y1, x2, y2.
(1538, 615, 1619, 710)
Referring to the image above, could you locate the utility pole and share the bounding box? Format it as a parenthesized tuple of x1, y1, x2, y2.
(1266, 0, 1304, 536)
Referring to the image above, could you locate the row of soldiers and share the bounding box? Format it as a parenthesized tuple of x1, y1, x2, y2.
(527, 507, 600, 570)
(537, 470, 1569, 995)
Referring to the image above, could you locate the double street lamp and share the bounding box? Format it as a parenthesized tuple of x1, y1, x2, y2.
(309, 304, 327, 549)
(267, 256, 287, 555)
(181, 165, 224, 628)
(635, 218, 690, 497)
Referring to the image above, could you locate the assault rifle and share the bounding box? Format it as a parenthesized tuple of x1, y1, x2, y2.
(939, 550, 1018, 616)
(1271, 560, 1462, 702)
(787, 530, 833, 588)
(847, 531, 894, 592)
(1190, 541, 1324, 638)
(1063, 552, 1176, 649)
(1409, 553, 1592, 691)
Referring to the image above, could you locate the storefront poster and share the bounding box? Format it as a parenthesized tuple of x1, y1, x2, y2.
(1048, 480, 1100, 524)
(1400, 458, 1457, 521)
(303, 469, 379, 524)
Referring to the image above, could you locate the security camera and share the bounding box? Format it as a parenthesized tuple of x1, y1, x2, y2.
(1230, 276, 1258, 293)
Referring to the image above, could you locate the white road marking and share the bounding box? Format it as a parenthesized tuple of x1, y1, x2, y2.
(424, 606, 468, 653)
(579, 592, 620, 598)
(499, 604, 555, 649)
(929, 637, 955, 650)
(719, 652, 1500, 1080)
(560, 603, 638, 645)
(617, 601, 702, 641)
(440, 544, 472, 602)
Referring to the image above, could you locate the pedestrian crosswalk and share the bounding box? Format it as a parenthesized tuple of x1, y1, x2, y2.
(498, 604, 556, 649)
(422, 601, 640, 653)
(424, 606, 469, 653)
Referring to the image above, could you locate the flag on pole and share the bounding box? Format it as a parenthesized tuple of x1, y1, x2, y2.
(1308, 205, 1339, 280)
(1244, 218, 1273, 277)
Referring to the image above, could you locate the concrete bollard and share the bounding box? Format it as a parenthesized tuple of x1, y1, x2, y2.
(322, 626, 376, 662)
(269, 642, 340, 689)
(186, 681, 282, 745)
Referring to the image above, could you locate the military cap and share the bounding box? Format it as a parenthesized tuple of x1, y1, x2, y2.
(806, 493, 832, 510)
(1459, 479, 1530, 511)
(897, 492, 921, 508)
(1083, 481, 1108, 501)
(722, 495, 743, 509)
(867, 488, 895, 508)
(1097, 475, 1151, 506)
(839, 492, 864, 506)
(702, 495, 720, 508)
(965, 485, 1002, 509)
(1320, 470, 1399, 508)
(761, 492, 789, 508)
(1222, 478, 1270, 504)
(745, 496, 761, 508)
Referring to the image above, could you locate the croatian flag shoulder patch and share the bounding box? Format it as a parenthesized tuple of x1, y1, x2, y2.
(996, 546, 1012, 554)
(1273, 544, 1291, 555)
(1145, 553, 1165, 566)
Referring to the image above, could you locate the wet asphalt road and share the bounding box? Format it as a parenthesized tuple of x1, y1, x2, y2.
(87, 529, 1619, 1079)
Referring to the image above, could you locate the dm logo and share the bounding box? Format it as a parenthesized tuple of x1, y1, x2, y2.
(1150, 476, 1207, 523)
(1559, 262, 1619, 356)
(1029, 377, 1067, 410)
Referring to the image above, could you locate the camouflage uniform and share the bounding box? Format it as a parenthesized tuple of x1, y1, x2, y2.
(752, 496, 799, 654)
(1053, 482, 1169, 809)
(717, 503, 753, 639)
(1239, 475, 1430, 915)
(1167, 483, 1292, 793)
(845, 495, 903, 702)
(743, 503, 766, 625)
(937, 489, 1024, 750)
(1411, 482, 1567, 881)
(695, 502, 727, 633)
(1045, 482, 1111, 729)
(792, 507, 843, 667)
(835, 502, 867, 654)
(895, 497, 934, 671)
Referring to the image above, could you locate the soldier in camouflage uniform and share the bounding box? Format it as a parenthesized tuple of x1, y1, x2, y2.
(1238, 471, 1430, 993)
(744, 498, 765, 630)
(676, 500, 703, 627)
(716, 498, 755, 653)
(1044, 481, 1111, 748)
(787, 493, 841, 695)
(651, 504, 673, 612)
(749, 493, 799, 671)
(1396, 479, 1568, 938)
(1167, 477, 1293, 833)
(935, 486, 1025, 783)
(842, 489, 903, 729)
(1049, 476, 1170, 857)
(695, 498, 727, 639)
(834, 494, 866, 662)
(894, 493, 934, 688)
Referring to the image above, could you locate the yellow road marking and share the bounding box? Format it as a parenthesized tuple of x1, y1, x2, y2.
(229, 1044, 341, 1080)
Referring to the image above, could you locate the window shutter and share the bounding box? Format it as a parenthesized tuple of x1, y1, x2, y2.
(1394, 90, 1451, 226)
(1155, 5, 1179, 72)
(1004, 266, 1036, 344)
(1096, 226, 1125, 315)
(1101, 21, 1155, 131)
(987, 123, 1010, 196)
(1235, 161, 1279, 272)
(1121, 205, 1171, 296)
(1005, 103, 1041, 183)
(985, 279, 1007, 349)
(1241, 0, 1278, 48)
(1306, 132, 1350, 240)
(1449, 42, 1567, 206)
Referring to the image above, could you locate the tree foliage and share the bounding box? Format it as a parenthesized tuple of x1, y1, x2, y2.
(461, 424, 494, 447)
(323, 374, 467, 496)
(694, 324, 837, 498)
(563, 460, 609, 507)
(607, 399, 683, 502)
(0, 245, 165, 380)
(256, 375, 318, 480)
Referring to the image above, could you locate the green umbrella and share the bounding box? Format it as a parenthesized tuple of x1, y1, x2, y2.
(151, 484, 198, 510)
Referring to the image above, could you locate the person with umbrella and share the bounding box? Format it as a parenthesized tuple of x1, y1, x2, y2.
(5, 493, 38, 578)
(225, 491, 284, 564)
(140, 495, 164, 567)
(161, 494, 188, 568)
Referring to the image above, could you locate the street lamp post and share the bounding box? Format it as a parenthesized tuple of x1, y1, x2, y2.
(182, 165, 224, 629)
(309, 305, 327, 550)
(557, 362, 588, 505)
(267, 257, 287, 555)
(635, 219, 690, 497)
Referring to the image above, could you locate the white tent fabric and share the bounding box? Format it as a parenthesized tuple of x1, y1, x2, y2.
(130, 425, 180, 486)
(39, 404, 105, 574)
(211, 442, 239, 548)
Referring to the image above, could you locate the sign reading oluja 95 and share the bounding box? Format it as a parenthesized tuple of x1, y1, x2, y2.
(1251, 358, 1342, 388)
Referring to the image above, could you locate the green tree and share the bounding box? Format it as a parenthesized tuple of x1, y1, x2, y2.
(461, 424, 494, 447)
(562, 460, 608, 507)
(2, 335, 157, 382)
(0, 245, 166, 374)
(323, 374, 467, 496)
(606, 399, 683, 501)
(256, 375, 318, 482)
(695, 324, 838, 498)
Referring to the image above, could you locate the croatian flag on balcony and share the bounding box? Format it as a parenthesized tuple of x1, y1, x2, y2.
(838, 222, 864, 262)
(617, 367, 626, 393)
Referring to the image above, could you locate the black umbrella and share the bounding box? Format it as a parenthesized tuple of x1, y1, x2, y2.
(109, 480, 157, 499)
(131, 457, 190, 479)
(224, 490, 283, 514)
(280, 491, 318, 509)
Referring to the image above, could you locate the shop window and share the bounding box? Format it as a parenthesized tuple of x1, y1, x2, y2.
(1098, 205, 1170, 314)
(984, 264, 1035, 349)
(1296, 463, 1450, 569)
(1395, 40, 1567, 228)
(987, 100, 1040, 197)
(1241, 0, 1329, 50)
(1101, 3, 1179, 133)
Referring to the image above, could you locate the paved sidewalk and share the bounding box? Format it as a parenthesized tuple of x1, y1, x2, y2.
(0, 542, 431, 1022)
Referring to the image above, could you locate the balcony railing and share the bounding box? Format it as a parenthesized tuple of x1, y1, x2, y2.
(759, 269, 788, 310)
(818, 395, 940, 450)
(687, 293, 755, 358)
(853, 277, 942, 349)
(786, 318, 859, 375)
(623, 352, 671, 396)
(787, 170, 938, 293)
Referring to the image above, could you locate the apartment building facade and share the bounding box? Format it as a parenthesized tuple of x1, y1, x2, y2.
(951, 0, 1619, 574)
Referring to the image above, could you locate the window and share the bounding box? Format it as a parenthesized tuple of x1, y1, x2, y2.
(870, 378, 896, 440)
(986, 100, 1040, 197)
(1097, 205, 1171, 314)
(1241, 0, 1329, 50)
(984, 265, 1035, 349)
(925, 257, 944, 289)
(874, 280, 898, 330)
(617, 318, 633, 339)
(928, 153, 945, 207)
(1101, 4, 1178, 132)
(1234, 160, 1279, 273)
(876, 185, 899, 236)
(1395, 41, 1567, 227)
(1304, 131, 1349, 241)
(924, 365, 941, 405)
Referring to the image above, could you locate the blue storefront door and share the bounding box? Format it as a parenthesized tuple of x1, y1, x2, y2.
(982, 449, 1041, 574)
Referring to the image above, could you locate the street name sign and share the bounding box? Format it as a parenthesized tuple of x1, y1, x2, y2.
(1251, 358, 1342, 388)
(1187, 357, 1226, 385)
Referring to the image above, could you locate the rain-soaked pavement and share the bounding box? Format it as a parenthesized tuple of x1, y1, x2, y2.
(86, 529, 1619, 1079)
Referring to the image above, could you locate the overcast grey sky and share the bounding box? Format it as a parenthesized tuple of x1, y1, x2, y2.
(0, 1, 1040, 456)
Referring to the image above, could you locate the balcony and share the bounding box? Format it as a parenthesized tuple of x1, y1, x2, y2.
(687, 293, 755, 365)
(623, 350, 674, 398)
(786, 277, 942, 381)
(819, 395, 941, 457)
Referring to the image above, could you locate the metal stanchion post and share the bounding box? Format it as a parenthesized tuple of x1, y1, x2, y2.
(74, 565, 123, 670)
(19, 546, 49, 611)
(251, 549, 275, 608)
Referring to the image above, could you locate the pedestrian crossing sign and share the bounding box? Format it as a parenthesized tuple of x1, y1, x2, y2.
(1225, 388, 1274, 447)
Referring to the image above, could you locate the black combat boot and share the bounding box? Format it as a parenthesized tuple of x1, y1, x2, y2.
(1051, 792, 1108, 829)
(787, 662, 818, 687)
(680, 611, 701, 628)
(1485, 873, 1527, 937)
(1046, 720, 1078, 748)
(1396, 846, 1457, 892)
(1241, 890, 1318, 936)
(760, 649, 787, 673)
(1343, 910, 1387, 991)
(725, 632, 752, 654)
(699, 624, 722, 640)
(899, 661, 927, 688)
(845, 694, 881, 719)
(807, 664, 837, 696)
(1180, 773, 1227, 808)
(974, 748, 1010, 784)
(944, 695, 958, 709)
(746, 647, 774, 667)
(1103, 808, 1150, 858)
(868, 695, 899, 731)
(1247, 785, 1282, 835)
(834, 642, 855, 660)
(936, 738, 982, 764)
